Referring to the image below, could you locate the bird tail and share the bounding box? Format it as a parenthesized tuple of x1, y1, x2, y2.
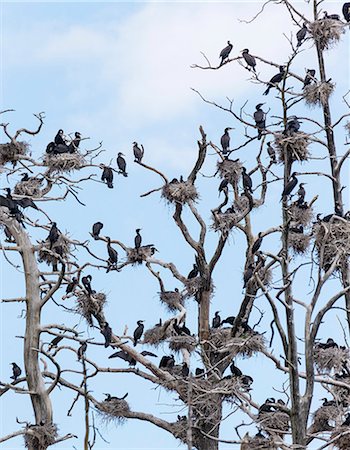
(123, 172, 128, 177)
(133, 340, 137, 347)
(107, 182, 113, 189)
(263, 86, 270, 95)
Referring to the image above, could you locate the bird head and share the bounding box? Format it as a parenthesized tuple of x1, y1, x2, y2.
(136, 228, 141, 233)
(227, 40, 231, 45)
(58, 129, 64, 134)
(256, 103, 265, 109)
(133, 141, 137, 145)
(299, 183, 306, 187)
(87, 275, 92, 281)
(279, 65, 285, 71)
(241, 48, 249, 53)
(175, 288, 179, 292)
(137, 320, 145, 324)
(118, 152, 124, 156)
(51, 222, 57, 226)
(215, 311, 220, 315)
(75, 132, 81, 138)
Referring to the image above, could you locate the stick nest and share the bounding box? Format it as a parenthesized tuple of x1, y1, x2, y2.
(217, 159, 242, 185)
(210, 328, 266, 358)
(241, 433, 277, 450)
(309, 19, 344, 51)
(143, 322, 173, 347)
(288, 204, 314, 226)
(314, 346, 349, 372)
(0, 141, 29, 165)
(211, 194, 255, 233)
(97, 399, 130, 425)
(24, 423, 58, 450)
(159, 290, 184, 312)
(183, 277, 206, 298)
(288, 232, 311, 255)
(258, 411, 290, 435)
(14, 178, 43, 197)
(332, 427, 350, 450)
(75, 291, 107, 326)
(126, 246, 155, 265)
(304, 81, 335, 107)
(312, 405, 339, 432)
(162, 181, 198, 204)
(37, 235, 71, 266)
(168, 335, 197, 353)
(171, 418, 200, 447)
(43, 152, 85, 173)
(275, 132, 310, 163)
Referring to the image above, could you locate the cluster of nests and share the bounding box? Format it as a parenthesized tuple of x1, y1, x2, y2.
(304, 81, 335, 108)
(42, 152, 86, 173)
(313, 218, 350, 272)
(24, 423, 58, 450)
(274, 132, 310, 163)
(162, 180, 198, 205)
(37, 235, 70, 269)
(212, 194, 255, 233)
(14, 178, 43, 198)
(126, 245, 156, 265)
(210, 327, 266, 359)
(0, 141, 29, 166)
(240, 431, 276, 450)
(96, 397, 130, 425)
(309, 18, 345, 51)
(313, 344, 349, 373)
(75, 291, 107, 326)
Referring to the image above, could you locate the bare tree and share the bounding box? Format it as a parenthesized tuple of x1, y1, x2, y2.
(2, 1, 350, 449)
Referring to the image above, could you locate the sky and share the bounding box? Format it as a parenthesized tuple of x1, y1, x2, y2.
(1, 1, 350, 449)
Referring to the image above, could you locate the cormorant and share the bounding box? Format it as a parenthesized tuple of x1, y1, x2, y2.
(343, 3, 350, 22)
(108, 350, 157, 366)
(219, 41, 233, 66)
(48, 335, 64, 350)
(325, 338, 338, 349)
(159, 355, 175, 369)
(82, 275, 93, 295)
(229, 362, 242, 377)
(66, 277, 78, 294)
(134, 228, 142, 248)
(117, 152, 127, 177)
(133, 320, 145, 346)
(243, 264, 254, 288)
(187, 263, 199, 279)
(323, 11, 341, 20)
(100, 165, 114, 189)
(182, 362, 190, 377)
(289, 224, 304, 234)
(4, 226, 15, 243)
(133, 142, 144, 163)
(47, 222, 59, 249)
(173, 321, 191, 336)
(77, 342, 87, 361)
(241, 48, 256, 72)
(221, 315, 235, 325)
(101, 322, 112, 347)
(92, 222, 103, 239)
(68, 132, 81, 153)
(296, 183, 306, 203)
(16, 197, 38, 210)
(286, 116, 301, 133)
(54, 129, 65, 146)
(303, 69, 316, 88)
(296, 23, 308, 47)
(21, 173, 29, 181)
(252, 232, 263, 254)
(195, 367, 205, 377)
(253, 103, 266, 140)
(267, 142, 276, 163)
(218, 178, 229, 194)
(321, 398, 336, 407)
(104, 393, 128, 401)
(281, 172, 298, 199)
(263, 66, 286, 95)
(259, 398, 275, 413)
(106, 237, 118, 265)
(212, 311, 221, 328)
(10, 362, 22, 381)
(242, 167, 253, 193)
(221, 127, 232, 154)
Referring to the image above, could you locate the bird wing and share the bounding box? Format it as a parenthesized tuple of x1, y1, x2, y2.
(109, 350, 127, 360)
(141, 351, 157, 357)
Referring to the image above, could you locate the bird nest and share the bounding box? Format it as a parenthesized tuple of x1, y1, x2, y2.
(168, 335, 197, 353)
(210, 328, 266, 358)
(313, 220, 350, 271)
(251, 267, 273, 289)
(184, 277, 206, 298)
(217, 159, 242, 185)
(304, 82, 335, 107)
(0, 141, 29, 165)
(171, 418, 189, 445)
(126, 246, 155, 265)
(143, 322, 173, 347)
(43, 152, 85, 173)
(37, 235, 71, 266)
(219, 376, 248, 399)
(288, 204, 313, 226)
(162, 181, 199, 204)
(75, 292, 107, 326)
(288, 232, 311, 255)
(275, 132, 311, 163)
(314, 346, 349, 372)
(211, 211, 238, 233)
(14, 178, 43, 198)
(240, 433, 276, 450)
(24, 423, 58, 450)
(331, 427, 350, 450)
(258, 411, 290, 435)
(97, 399, 130, 425)
(312, 405, 339, 432)
(309, 19, 344, 51)
(159, 290, 184, 312)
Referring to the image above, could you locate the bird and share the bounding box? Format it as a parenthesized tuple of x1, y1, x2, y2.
(221, 315, 235, 326)
(218, 178, 229, 195)
(77, 342, 87, 361)
(263, 66, 286, 95)
(16, 197, 38, 210)
(296, 23, 308, 47)
(221, 127, 232, 154)
(195, 367, 205, 377)
(324, 338, 338, 349)
(109, 350, 157, 366)
(243, 264, 254, 288)
(286, 116, 301, 134)
(241, 48, 256, 72)
(259, 398, 276, 413)
(296, 183, 306, 204)
(134, 228, 142, 248)
(229, 362, 242, 377)
(303, 69, 316, 88)
(290, 224, 304, 234)
(343, 3, 350, 22)
(104, 392, 128, 401)
(100, 165, 114, 189)
(281, 172, 298, 200)
(267, 142, 276, 163)
(321, 398, 336, 407)
(21, 173, 30, 181)
(68, 132, 81, 153)
(242, 167, 253, 193)
(54, 129, 65, 146)
(101, 322, 112, 347)
(219, 41, 233, 66)
(47, 222, 59, 249)
(106, 237, 118, 267)
(253, 103, 266, 140)
(173, 321, 191, 336)
(187, 263, 199, 279)
(92, 222, 103, 240)
(117, 152, 127, 177)
(323, 11, 341, 20)
(182, 362, 190, 377)
(252, 232, 263, 254)
(3, 226, 15, 243)
(133, 142, 144, 163)
(48, 335, 64, 350)
(82, 275, 93, 295)
(159, 355, 175, 369)
(212, 311, 221, 328)
(133, 320, 145, 346)
(65, 277, 78, 295)
(10, 362, 22, 381)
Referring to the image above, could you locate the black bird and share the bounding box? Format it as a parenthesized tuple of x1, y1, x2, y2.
(241, 48, 256, 72)
(296, 183, 306, 204)
(77, 342, 87, 361)
(296, 23, 308, 47)
(219, 40, 233, 65)
(252, 232, 263, 254)
(323, 11, 341, 20)
(21, 173, 29, 181)
(3, 226, 15, 243)
(16, 197, 38, 210)
(134, 228, 142, 248)
(325, 338, 338, 349)
(242, 167, 253, 193)
(303, 69, 316, 88)
(286, 116, 301, 133)
(47, 222, 59, 249)
(182, 362, 190, 377)
(117, 152, 127, 177)
(68, 132, 81, 153)
(48, 335, 64, 350)
(267, 142, 276, 163)
(290, 224, 304, 234)
(159, 355, 175, 369)
(108, 350, 157, 366)
(218, 178, 229, 194)
(106, 237, 118, 266)
(259, 398, 276, 413)
(221, 127, 232, 154)
(343, 3, 350, 22)
(10, 362, 22, 381)
(66, 277, 78, 294)
(212, 311, 221, 328)
(92, 222, 103, 239)
(195, 367, 205, 377)
(173, 321, 191, 336)
(54, 129, 65, 146)
(243, 264, 254, 288)
(263, 66, 286, 95)
(82, 275, 93, 295)
(321, 398, 336, 407)
(221, 315, 235, 326)
(100, 165, 114, 189)
(133, 320, 145, 346)
(281, 172, 298, 199)
(104, 393, 128, 401)
(229, 361, 242, 377)
(187, 263, 199, 279)
(101, 322, 112, 347)
(133, 142, 144, 163)
(253, 103, 266, 140)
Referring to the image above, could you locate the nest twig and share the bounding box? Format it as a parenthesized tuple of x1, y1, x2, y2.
(309, 19, 344, 51)
(24, 423, 58, 450)
(14, 178, 43, 197)
(37, 235, 71, 266)
(275, 132, 311, 163)
(162, 181, 199, 204)
(75, 291, 107, 326)
(0, 141, 29, 165)
(43, 152, 85, 173)
(304, 82, 335, 107)
(288, 232, 311, 255)
(314, 346, 349, 372)
(97, 399, 130, 425)
(210, 328, 266, 358)
(168, 335, 197, 353)
(217, 159, 242, 186)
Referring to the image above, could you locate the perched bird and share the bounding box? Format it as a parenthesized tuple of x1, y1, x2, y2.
(182, 362, 190, 377)
(134, 228, 142, 248)
(173, 321, 191, 336)
(82, 275, 93, 295)
(68, 132, 81, 153)
(281, 172, 298, 200)
(133, 320, 145, 346)
(267, 142, 276, 164)
(323, 11, 341, 20)
(259, 398, 276, 413)
(303, 69, 316, 88)
(187, 263, 199, 279)
(195, 367, 205, 377)
(54, 129, 65, 146)
(77, 342, 88, 361)
(219, 41, 233, 66)
(296, 183, 306, 204)
(92, 222, 103, 240)
(286, 116, 301, 134)
(343, 3, 350, 22)
(243, 264, 254, 288)
(221, 127, 233, 154)
(221, 315, 235, 326)
(65, 277, 78, 294)
(47, 222, 59, 249)
(159, 355, 175, 369)
(10, 362, 22, 381)
(242, 167, 253, 193)
(109, 350, 157, 366)
(321, 398, 336, 407)
(342, 413, 350, 426)
(21, 173, 30, 181)
(253, 103, 266, 140)
(229, 362, 242, 377)
(296, 23, 308, 47)
(252, 232, 263, 254)
(16, 197, 38, 210)
(106, 237, 118, 266)
(133, 142, 144, 163)
(289, 224, 304, 234)
(101, 322, 112, 347)
(48, 335, 64, 350)
(117, 152, 127, 177)
(3, 226, 15, 243)
(104, 393, 128, 401)
(241, 48, 256, 72)
(100, 165, 114, 189)
(218, 178, 229, 195)
(263, 66, 286, 95)
(212, 311, 221, 328)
